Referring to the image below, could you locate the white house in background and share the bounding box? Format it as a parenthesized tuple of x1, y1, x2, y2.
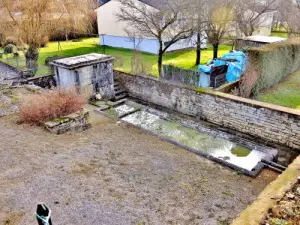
(239, 9, 276, 37)
(96, 0, 207, 54)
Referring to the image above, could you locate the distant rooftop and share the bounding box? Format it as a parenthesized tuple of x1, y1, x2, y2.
(241, 35, 287, 43)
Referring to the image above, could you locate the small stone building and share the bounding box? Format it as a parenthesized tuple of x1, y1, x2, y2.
(51, 53, 115, 100)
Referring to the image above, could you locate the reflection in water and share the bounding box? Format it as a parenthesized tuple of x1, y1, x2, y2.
(114, 105, 135, 116)
(122, 111, 267, 171)
(104, 105, 136, 117)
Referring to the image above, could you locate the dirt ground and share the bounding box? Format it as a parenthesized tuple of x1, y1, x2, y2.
(0, 106, 280, 225)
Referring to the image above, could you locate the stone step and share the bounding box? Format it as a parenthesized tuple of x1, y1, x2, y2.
(114, 86, 121, 91)
(107, 98, 127, 106)
(114, 93, 128, 101)
(115, 89, 127, 96)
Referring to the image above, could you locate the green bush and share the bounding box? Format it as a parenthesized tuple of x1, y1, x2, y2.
(3, 44, 17, 54)
(241, 38, 300, 96)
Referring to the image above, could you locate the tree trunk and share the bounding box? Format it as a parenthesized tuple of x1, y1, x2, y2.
(65, 30, 69, 41)
(25, 44, 39, 77)
(212, 43, 219, 59)
(195, 32, 201, 65)
(158, 42, 163, 76)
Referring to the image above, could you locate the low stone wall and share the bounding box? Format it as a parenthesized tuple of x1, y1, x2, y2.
(44, 109, 90, 134)
(215, 80, 239, 93)
(27, 74, 56, 88)
(115, 70, 300, 149)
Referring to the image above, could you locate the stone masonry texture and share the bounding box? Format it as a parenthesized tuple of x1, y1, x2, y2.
(115, 71, 300, 150)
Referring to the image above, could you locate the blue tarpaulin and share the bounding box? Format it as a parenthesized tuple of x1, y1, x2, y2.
(222, 51, 248, 82)
(198, 50, 248, 87)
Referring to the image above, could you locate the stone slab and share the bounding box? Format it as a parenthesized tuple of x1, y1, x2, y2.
(51, 53, 114, 69)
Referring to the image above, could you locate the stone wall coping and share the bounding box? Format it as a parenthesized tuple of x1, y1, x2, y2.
(232, 155, 300, 225)
(27, 74, 54, 81)
(44, 109, 89, 128)
(115, 70, 300, 117)
(51, 53, 115, 70)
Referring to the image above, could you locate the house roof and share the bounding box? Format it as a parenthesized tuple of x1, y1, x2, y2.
(241, 35, 287, 43)
(98, 0, 163, 9)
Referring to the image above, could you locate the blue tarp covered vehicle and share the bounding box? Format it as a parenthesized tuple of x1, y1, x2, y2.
(222, 51, 248, 82)
(198, 50, 248, 88)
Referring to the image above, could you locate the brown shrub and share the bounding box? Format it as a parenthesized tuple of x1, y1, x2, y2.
(19, 89, 86, 125)
(239, 59, 260, 98)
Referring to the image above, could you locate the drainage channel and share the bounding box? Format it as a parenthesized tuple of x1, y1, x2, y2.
(93, 100, 281, 177)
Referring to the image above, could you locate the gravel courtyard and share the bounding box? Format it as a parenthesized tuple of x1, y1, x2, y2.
(0, 111, 278, 225)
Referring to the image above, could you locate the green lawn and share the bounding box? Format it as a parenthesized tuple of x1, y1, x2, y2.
(0, 38, 231, 76)
(271, 31, 289, 38)
(257, 71, 300, 109)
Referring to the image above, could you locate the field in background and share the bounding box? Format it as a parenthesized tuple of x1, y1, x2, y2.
(271, 31, 289, 38)
(257, 70, 300, 109)
(0, 38, 231, 76)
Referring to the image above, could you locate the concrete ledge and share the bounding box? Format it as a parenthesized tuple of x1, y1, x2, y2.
(232, 155, 300, 225)
(215, 80, 240, 93)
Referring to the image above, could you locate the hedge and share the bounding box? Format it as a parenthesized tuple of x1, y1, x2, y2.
(241, 38, 300, 96)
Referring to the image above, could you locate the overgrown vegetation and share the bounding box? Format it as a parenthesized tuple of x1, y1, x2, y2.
(19, 89, 85, 125)
(239, 37, 300, 97)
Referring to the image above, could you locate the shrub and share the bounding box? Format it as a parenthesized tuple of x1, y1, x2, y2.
(130, 50, 152, 75)
(239, 58, 259, 98)
(241, 37, 300, 96)
(40, 36, 49, 47)
(4, 44, 17, 54)
(4, 37, 18, 47)
(19, 89, 86, 125)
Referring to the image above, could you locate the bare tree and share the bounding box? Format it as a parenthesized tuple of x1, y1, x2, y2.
(234, 0, 277, 37)
(205, 0, 234, 59)
(0, 0, 95, 74)
(124, 28, 144, 50)
(116, 0, 195, 75)
(189, 0, 207, 65)
(277, 0, 300, 37)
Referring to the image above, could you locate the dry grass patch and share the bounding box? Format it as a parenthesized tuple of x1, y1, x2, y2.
(19, 89, 85, 125)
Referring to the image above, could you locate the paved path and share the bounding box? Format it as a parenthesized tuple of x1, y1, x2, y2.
(0, 62, 21, 83)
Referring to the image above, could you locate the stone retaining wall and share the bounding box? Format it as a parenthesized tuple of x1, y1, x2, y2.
(115, 70, 300, 149)
(44, 109, 90, 134)
(27, 74, 56, 88)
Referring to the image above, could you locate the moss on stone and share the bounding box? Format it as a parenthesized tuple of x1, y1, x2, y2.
(52, 117, 70, 123)
(232, 155, 300, 225)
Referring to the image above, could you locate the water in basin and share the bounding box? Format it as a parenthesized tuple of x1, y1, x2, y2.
(122, 111, 267, 171)
(105, 105, 136, 118)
